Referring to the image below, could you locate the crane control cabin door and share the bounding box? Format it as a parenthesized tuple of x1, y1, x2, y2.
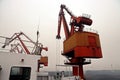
(9, 66, 31, 80)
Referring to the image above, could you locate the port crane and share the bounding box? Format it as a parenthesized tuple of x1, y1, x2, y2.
(2, 32, 48, 55)
(56, 4, 102, 79)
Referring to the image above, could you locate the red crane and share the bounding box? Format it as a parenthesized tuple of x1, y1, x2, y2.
(56, 4, 102, 79)
(2, 32, 48, 55)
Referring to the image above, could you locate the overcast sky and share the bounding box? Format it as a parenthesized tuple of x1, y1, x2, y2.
(0, 0, 120, 71)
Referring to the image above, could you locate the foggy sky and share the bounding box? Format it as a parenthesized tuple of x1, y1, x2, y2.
(0, 0, 120, 71)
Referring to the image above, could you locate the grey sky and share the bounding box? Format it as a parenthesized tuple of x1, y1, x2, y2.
(0, 0, 120, 71)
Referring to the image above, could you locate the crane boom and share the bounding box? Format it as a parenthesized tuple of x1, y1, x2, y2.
(56, 5, 70, 39)
(2, 33, 21, 48)
(2, 32, 30, 54)
(56, 4, 93, 40)
(2, 32, 48, 55)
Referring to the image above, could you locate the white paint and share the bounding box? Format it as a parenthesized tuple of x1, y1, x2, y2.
(0, 52, 40, 80)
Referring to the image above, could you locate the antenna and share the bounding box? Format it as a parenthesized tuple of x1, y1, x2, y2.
(37, 17, 40, 43)
(37, 26, 39, 43)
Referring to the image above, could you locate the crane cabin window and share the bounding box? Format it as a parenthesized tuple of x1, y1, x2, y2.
(9, 66, 31, 80)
